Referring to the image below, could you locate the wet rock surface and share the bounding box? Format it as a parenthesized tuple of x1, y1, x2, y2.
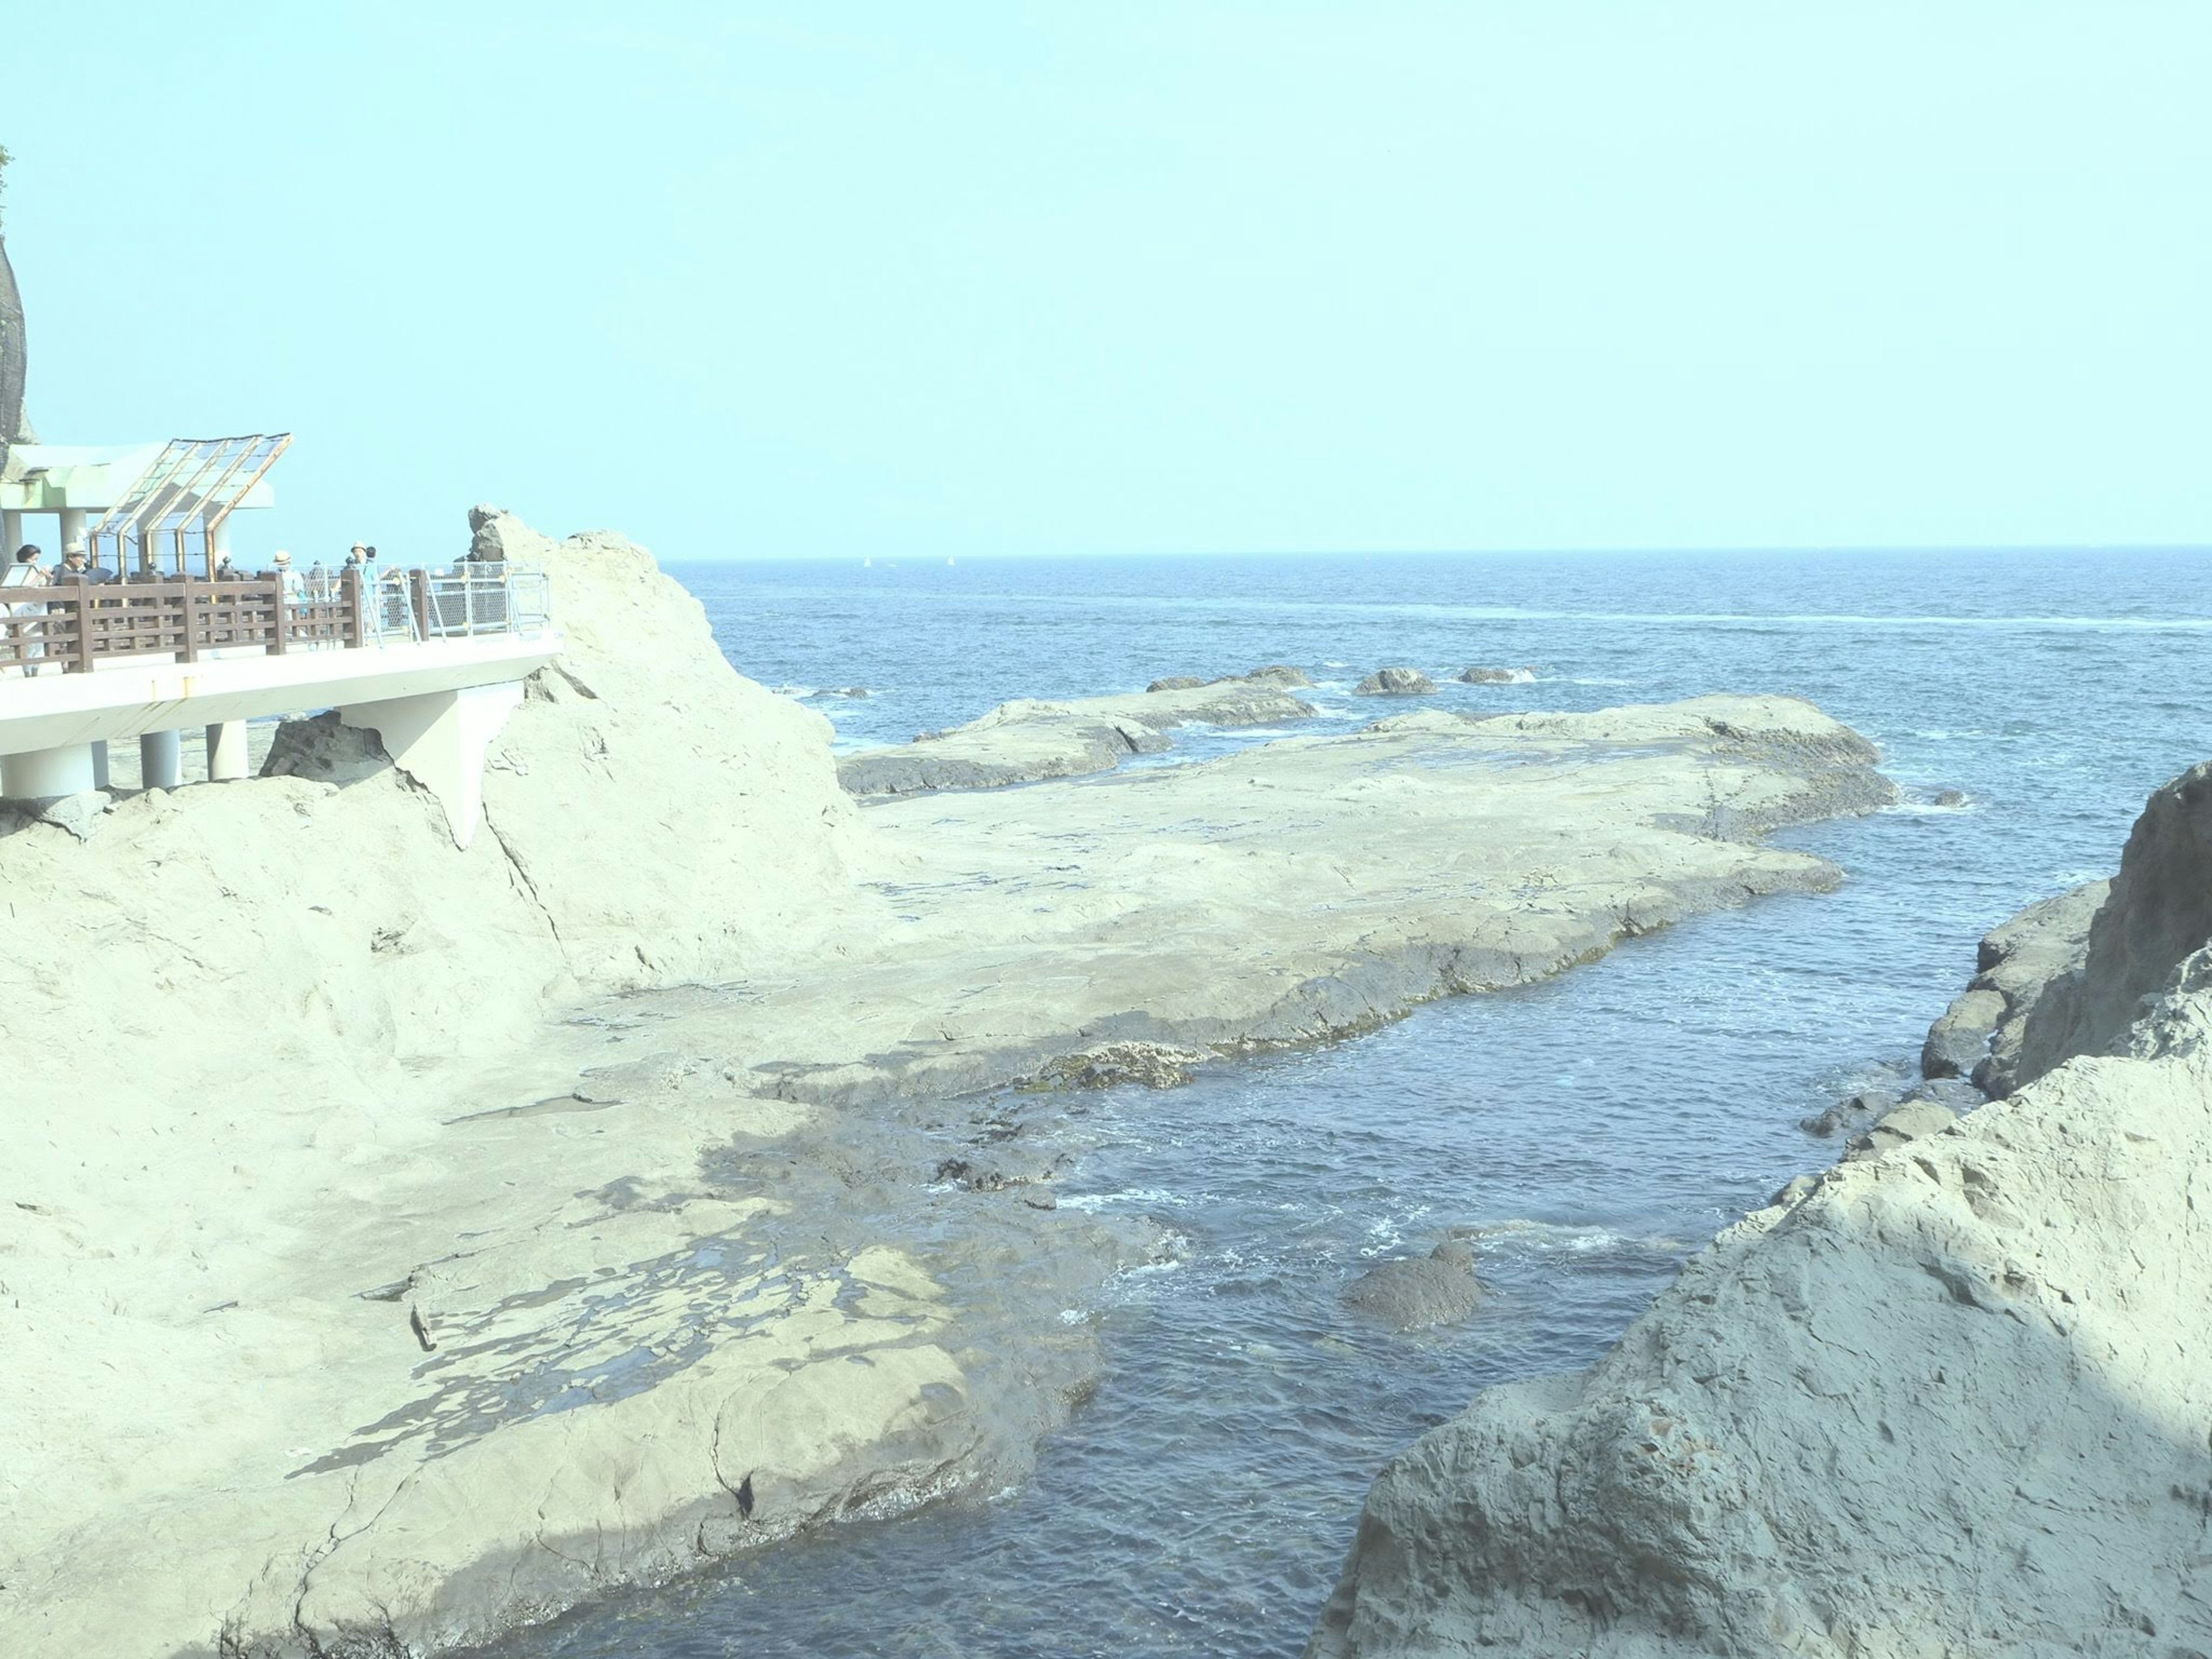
(1354, 667, 1436, 696)
(1343, 1240, 1484, 1331)
(838, 668, 1319, 797)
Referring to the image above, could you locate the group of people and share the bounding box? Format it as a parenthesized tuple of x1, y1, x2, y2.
(4, 543, 107, 585)
(2, 539, 384, 594)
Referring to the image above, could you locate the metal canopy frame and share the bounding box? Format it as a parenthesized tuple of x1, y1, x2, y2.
(88, 432, 291, 574)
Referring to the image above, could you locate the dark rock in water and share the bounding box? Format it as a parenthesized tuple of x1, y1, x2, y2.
(1932, 787, 1970, 808)
(1344, 1240, 1483, 1331)
(1922, 986, 2004, 1078)
(1031, 1041, 1207, 1090)
(1798, 1087, 1902, 1138)
(1147, 676, 1208, 692)
(1244, 664, 1314, 688)
(933, 1150, 1070, 1192)
(1354, 667, 1437, 696)
(1903, 1075, 1986, 1112)
(1459, 666, 1536, 684)
(261, 713, 392, 787)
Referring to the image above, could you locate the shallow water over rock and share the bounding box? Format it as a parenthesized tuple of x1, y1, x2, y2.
(506, 548, 2212, 1656)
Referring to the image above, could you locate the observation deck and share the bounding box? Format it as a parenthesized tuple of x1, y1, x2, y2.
(0, 562, 559, 846)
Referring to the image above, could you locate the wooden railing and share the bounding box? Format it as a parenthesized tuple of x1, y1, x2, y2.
(0, 573, 365, 673)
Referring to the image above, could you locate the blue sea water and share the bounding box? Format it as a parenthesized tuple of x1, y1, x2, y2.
(510, 548, 2212, 1657)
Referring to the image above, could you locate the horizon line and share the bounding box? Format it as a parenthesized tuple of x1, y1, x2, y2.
(656, 540, 2212, 564)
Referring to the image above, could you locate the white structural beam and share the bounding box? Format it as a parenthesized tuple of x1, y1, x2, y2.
(338, 681, 523, 849)
(0, 633, 557, 757)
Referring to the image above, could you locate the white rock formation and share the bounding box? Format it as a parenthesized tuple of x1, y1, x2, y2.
(0, 515, 1897, 1659)
(1309, 766, 2212, 1658)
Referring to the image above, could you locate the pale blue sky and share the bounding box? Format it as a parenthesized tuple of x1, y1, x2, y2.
(5, 3, 2206, 561)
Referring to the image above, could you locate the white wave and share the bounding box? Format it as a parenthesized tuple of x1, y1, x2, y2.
(1060, 1186, 1190, 1213)
(1467, 1218, 1696, 1256)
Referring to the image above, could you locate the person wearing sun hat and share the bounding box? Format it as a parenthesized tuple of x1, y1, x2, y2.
(271, 548, 304, 603)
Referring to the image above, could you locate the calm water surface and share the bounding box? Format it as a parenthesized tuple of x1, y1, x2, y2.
(513, 548, 2212, 1657)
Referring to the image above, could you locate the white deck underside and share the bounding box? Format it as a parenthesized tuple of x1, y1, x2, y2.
(0, 633, 560, 756)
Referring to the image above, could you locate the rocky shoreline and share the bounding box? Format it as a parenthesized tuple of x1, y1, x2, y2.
(1308, 766, 2212, 1656)
(1, 518, 1897, 1659)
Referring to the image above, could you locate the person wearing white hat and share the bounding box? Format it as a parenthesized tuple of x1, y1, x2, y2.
(271, 549, 303, 603)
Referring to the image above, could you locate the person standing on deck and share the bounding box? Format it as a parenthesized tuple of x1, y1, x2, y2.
(3, 544, 50, 675)
(53, 543, 109, 583)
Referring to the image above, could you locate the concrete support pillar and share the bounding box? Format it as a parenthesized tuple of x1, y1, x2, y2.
(1, 743, 98, 800)
(141, 729, 184, 790)
(339, 680, 523, 849)
(204, 719, 249, 782)
(58, 507, 88, 560)
(2, 509, 22, 555)
(90, 740, 110, 790)
(211, 516, 234, 578)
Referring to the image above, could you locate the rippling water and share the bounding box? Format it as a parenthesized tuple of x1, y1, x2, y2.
(509, 548, 2212, 1656)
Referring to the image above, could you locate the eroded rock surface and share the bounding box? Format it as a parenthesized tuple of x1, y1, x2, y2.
(1308, 766, 2212, 1659)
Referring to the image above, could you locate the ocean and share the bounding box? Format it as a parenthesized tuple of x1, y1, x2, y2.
(503, 547, 2212, 1656)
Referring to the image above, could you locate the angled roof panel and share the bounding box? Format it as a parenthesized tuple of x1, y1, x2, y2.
(89, 433, 291, 537)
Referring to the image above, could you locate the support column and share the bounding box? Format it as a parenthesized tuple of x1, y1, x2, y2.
(211, 516, 233, 578)
(339, 680, 524, 849)
(2, 508, 22, 555)
(140, 729, 183, 790)
(1, 743, 98, 800)
(90, 740, 110, 789)
(58, 507, 87, 562)
(204, 719, 249, 782)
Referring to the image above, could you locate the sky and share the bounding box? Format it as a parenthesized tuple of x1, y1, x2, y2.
(3, 3, 2207, 562)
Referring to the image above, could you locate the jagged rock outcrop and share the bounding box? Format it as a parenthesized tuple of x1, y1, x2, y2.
(1309, 764, 2212, 1659)
(1459, 665, 1536, 684)
(1355, 667, 1436, 696)
(2008, 764, 2212, 1091)
(1911, 879, 2109, 1093)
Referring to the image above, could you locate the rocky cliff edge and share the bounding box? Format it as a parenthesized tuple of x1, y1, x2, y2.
(1310, 763, 2212, 1657)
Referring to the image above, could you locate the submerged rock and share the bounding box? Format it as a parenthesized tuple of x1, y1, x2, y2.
(1458, 665, 1536, 684)
(1354, 668, 1437, 696)
(1343, 1240, 1483, 1331)
(1031, 1041, 1209, 1090)
(1797, 1086, 1900, 1138)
